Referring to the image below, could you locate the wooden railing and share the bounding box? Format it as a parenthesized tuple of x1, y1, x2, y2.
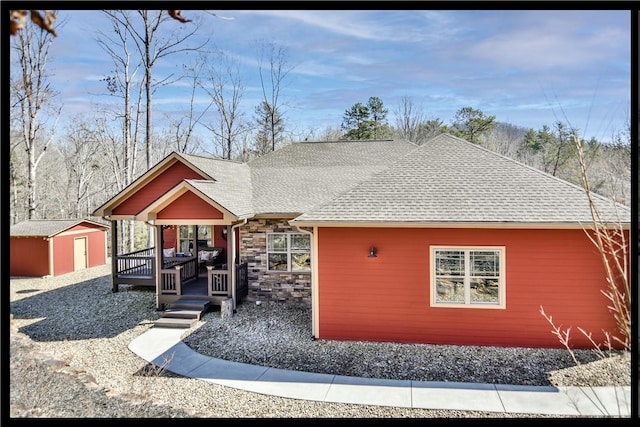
(115, 247, 199, 290)
(207, 266, 229, 296)
(160, 257, 198, 294)
(203, 262, 248, 298)
(116, 247, 155, 278)
(235, 262, 248, 299)
(115, 248, 247, 306)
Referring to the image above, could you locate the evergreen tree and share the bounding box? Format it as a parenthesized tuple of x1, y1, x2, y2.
(450, 106, 497, 144)
(341, 97, 392, 140)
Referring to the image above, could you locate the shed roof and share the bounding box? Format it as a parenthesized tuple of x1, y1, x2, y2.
(10, 219, 110, 237)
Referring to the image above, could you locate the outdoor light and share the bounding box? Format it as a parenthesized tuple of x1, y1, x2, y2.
(368, 246, 377, 258)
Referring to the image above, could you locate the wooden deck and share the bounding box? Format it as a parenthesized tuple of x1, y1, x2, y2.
(113, 247, 248, 309)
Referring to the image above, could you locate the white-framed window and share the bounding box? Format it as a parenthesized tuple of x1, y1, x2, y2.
(267, 233, 311, 272)
(178, 225, 194, 255)
(430, 246, 505, 309)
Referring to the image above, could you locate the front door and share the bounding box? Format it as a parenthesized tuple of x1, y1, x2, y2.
(73, 237, 88, 271)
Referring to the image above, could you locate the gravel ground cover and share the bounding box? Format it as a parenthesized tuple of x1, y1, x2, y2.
(8, 265, 631, 418)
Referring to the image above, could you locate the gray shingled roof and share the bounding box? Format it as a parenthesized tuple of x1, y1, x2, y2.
(177, 153, 242, 180)
(247, 140, 417, 214)
(292, 134, 631, 225)
(10, 219, 109, 237)
(186, 178, 254, 218)
(95, 136, 630, 226)
(178, 153, 255, 216)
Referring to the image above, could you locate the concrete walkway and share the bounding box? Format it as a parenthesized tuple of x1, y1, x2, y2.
(129, 327, 631, 417)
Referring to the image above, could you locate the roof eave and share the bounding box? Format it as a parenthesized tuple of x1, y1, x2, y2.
(288, 220, 631, 230)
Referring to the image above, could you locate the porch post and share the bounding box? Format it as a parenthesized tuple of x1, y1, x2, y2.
(229, 225, 236, 310)
(111, 220, 118, 293)
(154, 224, 162, 310)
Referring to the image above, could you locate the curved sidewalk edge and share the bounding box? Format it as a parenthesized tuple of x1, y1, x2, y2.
(129, 327, 631, 417)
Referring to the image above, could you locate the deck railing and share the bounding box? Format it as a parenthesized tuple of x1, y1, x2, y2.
(116, 247, 155, 278)
(160, 257, 198, 294)
(235, 262, 248, 299)
(207, 266, 229, 296)
(115, 248, 248, 307)
(115, 247, 198, 288)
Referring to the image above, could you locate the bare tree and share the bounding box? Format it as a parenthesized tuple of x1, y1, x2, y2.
(169, 60, 213, 154)
(392, 96, 447, 144)
(97, 12, 146, 253)
(200, 52, 248, 159)
(10, 15, 61, 219)
(484, 122, 529, 159)
(57, 116, 104, 218)
(255, 41, 293, 152)
(541, 131, 630, 354)
(393, 96, 425, 143)
(96, 14, 144, 194)
(102, 10, 208, 170)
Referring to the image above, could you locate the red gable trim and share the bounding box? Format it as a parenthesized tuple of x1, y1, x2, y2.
(112, 161, 208, 216)
(157, 191, 224, 220)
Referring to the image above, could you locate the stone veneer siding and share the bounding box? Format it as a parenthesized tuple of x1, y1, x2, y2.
(239, 218, 312, 306)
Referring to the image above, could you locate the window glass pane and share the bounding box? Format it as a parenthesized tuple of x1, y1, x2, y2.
(268, 234, 287, 251)
(179, 225, 192, 239)
(268, 253, 287, 271)
(470, 278, 500, 303)
(435, 278, 465, 303)
(179, 226, 194, 254)
(291, 252, 311, 271)
(435, 250, 464, 276)
(470, 251, 499, 276)
(290, 234, 310, 250)
(197, 225, 212, 247)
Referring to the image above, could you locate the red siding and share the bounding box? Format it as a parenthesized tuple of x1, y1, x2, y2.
(317, 227, 627, 349)
(52, 234, 75, 276)
(10, 237, 49, 276)
(113, 162, 206, 215)
(52, 230, 106, 275)
(157, 191, 223, 219)
(87, 230, 107, 267)
(162, 227, 177, 249)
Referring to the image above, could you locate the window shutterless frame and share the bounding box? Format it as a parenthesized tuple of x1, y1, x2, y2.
(266, 232, 311, 272)
(430, 245, 506, 309)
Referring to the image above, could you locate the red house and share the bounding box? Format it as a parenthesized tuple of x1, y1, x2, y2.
(92, 134, 630, 349)
(10, 219, 109, 277)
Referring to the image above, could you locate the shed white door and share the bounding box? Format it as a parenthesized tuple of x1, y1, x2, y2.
(74, 237, 88, 271)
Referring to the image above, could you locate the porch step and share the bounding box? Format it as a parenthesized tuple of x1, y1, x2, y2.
(153, 298, 211, 329)
(153, 317, 197, 328)
(168, 299, 211, 311)
(163, 309, 203, 320)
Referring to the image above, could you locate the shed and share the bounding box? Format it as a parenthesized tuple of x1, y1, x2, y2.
(10, 219, 110, 277)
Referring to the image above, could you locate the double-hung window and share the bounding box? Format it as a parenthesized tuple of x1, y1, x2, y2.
(267, 233, 311, 272)
(431, 246, 505, 308)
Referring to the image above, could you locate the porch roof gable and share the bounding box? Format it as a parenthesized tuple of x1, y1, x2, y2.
(92, 152, 215, 218)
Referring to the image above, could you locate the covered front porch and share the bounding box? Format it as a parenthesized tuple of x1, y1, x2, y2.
(110, 221, 248, 310)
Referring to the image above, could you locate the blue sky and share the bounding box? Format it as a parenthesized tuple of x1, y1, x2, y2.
(44, 9, 631, 143)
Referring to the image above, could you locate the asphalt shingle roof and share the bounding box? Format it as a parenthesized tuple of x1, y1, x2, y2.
(293, 134, 631, 224)
(95, 135, 630, 227)
(10, 219, 109, 237)
(247, 140, 417, 214)
(176, 154, 254, 217)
